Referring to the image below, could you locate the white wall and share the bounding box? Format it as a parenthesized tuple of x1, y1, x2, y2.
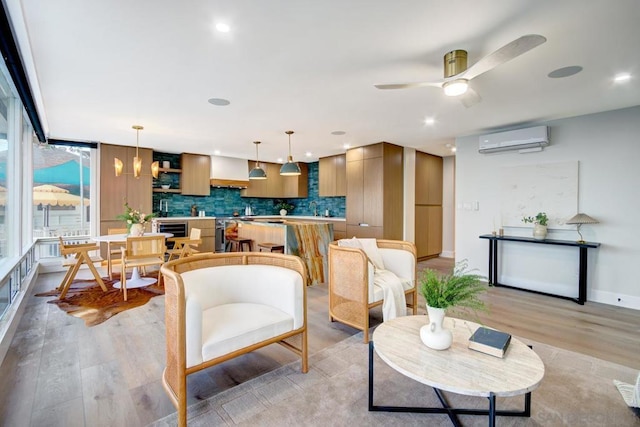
(455, 106, 640, 309)
(441, 156, 455, 258)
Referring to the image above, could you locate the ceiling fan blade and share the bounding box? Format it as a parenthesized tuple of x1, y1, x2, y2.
(460, 87, 482, 108)
(462, 34, 547, 81)
(374, 81, 442, 90)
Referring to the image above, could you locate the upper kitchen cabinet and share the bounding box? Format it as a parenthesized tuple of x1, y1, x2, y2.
(415, 151, 443, 205)
(319, 154, 346, 196)
(100, 143, 152, 233)
(346, 142, 403, 239)
(210, 156, 250, 188)
(181, 153, 211, 196)
(241, 161, 308, 198)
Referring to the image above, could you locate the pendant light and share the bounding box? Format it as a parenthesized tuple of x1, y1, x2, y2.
(114, 125, 160, 178)
(248, 141, 267, 180)
(280, 130, 301, 176)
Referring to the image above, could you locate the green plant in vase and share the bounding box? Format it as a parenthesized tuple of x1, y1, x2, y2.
(418, 260, 487, 350)
(275, 200, 295, 216)
(522, 212, 549, 240)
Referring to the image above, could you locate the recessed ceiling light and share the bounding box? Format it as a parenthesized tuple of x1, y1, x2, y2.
(305, 152, 312, 157)
(547, 66, 583, 78)
(343, 144, 350, 149)
(614, 73, 632, 82)
(424, 117, 435, 126)
(213, 150, 221, 155)
(277, 157, 283, 163)
(331, 130, 346, 136)
(215, 23, 230, 33)
(451, 147, 457, 152)
(208, 98, 230, 106)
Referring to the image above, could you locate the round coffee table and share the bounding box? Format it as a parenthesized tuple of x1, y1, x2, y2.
(369, 315, 545, 426)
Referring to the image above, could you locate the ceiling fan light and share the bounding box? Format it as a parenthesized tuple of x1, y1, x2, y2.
(443, 79, 469, 97)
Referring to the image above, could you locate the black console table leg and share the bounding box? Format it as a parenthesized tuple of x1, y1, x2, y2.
(488, 240, 494, 284)
(578, 247, 587, 305)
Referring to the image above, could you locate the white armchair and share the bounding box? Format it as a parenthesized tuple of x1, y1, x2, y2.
(328, 239, 417, 343)
(160, 252, 308, 427)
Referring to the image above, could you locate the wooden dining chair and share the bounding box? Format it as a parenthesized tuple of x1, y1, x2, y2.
(120, 235, 166, 301)
(107, 228, 128, 279)
(166, 228, 202, 261)
(58, 237, 107, 299)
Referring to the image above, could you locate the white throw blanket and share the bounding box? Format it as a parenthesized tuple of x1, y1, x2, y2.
(374, 269, 406, 321)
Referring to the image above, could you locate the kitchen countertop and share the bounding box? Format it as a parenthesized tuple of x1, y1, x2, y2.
(153, 215, 345, 222)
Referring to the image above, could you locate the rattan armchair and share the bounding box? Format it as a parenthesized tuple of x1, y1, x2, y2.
(161, 252, 308, 427)
(328, 239, 417, 343)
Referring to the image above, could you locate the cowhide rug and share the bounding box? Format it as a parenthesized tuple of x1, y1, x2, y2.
(35, 276, 164, 327)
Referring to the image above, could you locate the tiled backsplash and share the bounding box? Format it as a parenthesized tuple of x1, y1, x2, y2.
(152, 160, 346, 218)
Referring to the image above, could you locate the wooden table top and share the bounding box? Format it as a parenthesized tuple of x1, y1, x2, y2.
(372, 315, 545, 398)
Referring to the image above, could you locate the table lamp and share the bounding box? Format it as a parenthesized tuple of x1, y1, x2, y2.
(566, 213, 599, 243)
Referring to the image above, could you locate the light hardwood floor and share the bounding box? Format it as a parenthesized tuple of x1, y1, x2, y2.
(0, 258, 638, 426)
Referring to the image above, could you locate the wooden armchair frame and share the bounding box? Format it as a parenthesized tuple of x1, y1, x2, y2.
(328, 239, 417, 343)
(166, 228, 202, 261)
(58, 237, 106, 299)
(120, 235, 166, 301)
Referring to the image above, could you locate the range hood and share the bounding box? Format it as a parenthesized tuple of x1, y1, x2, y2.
(210, 156, 250, 188)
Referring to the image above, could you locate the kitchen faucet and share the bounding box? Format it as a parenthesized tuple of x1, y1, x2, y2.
(309, 201, 318, 216)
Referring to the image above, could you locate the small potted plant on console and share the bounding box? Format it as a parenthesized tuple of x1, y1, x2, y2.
(522, 212, 549, 240)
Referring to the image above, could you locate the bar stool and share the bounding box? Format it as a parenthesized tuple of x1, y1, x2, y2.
(257, 242, 285, 253)
(226, 237, 253, 252)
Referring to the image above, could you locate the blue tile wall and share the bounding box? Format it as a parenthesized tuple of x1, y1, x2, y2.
(151, 160, 346, 218)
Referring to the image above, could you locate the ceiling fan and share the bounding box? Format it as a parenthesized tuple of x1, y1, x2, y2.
(374, 34, 547, 105)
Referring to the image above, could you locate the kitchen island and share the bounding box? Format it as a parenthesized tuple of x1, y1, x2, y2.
(226, 218, 335, 285)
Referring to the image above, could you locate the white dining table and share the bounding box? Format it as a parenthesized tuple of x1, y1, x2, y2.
(93, 232, 173, 289)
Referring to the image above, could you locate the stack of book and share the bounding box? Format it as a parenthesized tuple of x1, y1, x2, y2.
(468, 326, 512, 358)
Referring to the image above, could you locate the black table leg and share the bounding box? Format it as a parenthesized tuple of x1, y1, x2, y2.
(578, 247, 587, 305)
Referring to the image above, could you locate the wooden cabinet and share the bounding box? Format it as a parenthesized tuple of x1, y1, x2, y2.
(319, 154, 346, 196)
(415, 151, 443, 259)
(415, 152, 443, 205)
(415, 205, 442, 258)
(346, 142, 403, 239)
(188, 219, 215, 253)
(242, 161, 308, 198)
(181, 153, 211, 196)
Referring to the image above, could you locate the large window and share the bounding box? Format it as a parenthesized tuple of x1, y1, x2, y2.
(32, 143, 92, 237)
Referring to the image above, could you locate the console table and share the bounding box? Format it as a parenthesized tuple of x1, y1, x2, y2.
(479, 234, 600, 305)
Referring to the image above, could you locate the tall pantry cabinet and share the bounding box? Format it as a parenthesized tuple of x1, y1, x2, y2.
(346, 142, 403, 239)
(415, 151, 443, 259)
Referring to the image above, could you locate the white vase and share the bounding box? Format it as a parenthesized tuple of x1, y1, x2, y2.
(280, 209, 288, 216)
(533, 224, 547, 240)
(420, 305, 453, 350)
(129, 223, 145, 236)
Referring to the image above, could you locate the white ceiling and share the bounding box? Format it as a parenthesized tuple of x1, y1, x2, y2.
(9, 0, 640, 161)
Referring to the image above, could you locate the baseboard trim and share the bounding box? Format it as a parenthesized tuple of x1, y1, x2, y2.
(589, 290, 640, 310)
(440, 251, 455, 258)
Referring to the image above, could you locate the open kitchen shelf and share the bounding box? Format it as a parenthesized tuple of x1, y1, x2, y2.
(153, 188, 181, 193)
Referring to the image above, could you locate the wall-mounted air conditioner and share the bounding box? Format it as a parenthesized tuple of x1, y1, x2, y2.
(479, 125, 549, 154)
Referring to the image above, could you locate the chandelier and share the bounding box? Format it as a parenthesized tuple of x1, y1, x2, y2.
(114, 125, 159, 179)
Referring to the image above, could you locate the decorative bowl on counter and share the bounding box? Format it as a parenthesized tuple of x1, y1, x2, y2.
(161, 185, 170, 190)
